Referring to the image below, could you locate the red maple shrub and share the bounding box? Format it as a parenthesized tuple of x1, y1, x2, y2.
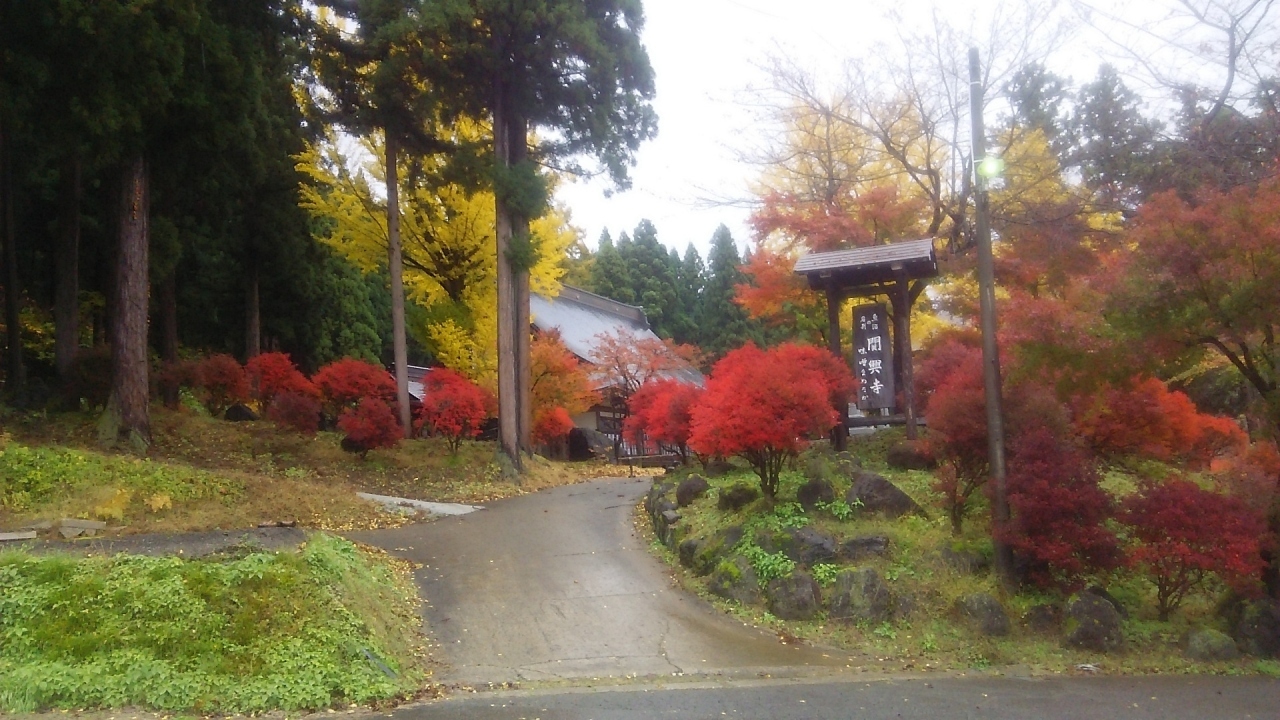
(1121, 479, 1265, 620)
(925, 349, 990, 534)
(533, 406, 575, 447)
(1002, 427, 1120, 591)
(414, 369, 490, 454)
(337, 398, 401, 458)
(313, 357, 397, 419)
(914, 330, 982, 410)
(245, 352, 318, 407)
(267, 391, 322, 435)
(1075, 377, 1246, 465)
(624, 379, 703, 463)
(195, 354, 249, 417)
(689, 343, 849, 499)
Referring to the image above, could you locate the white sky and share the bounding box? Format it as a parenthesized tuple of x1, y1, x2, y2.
(552, 0, 1276, 258)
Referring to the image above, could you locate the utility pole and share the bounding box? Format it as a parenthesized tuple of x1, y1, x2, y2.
(968, 47, 1014, 589)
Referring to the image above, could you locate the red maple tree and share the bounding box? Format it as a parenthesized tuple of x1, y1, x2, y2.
(195, 354, 249, 417)
(531, 332, 599, 421)
(245, 352, 318, 407)
(267, 391, 322, 435)
(924, 349, 990, 534)
(313, 357, 397, 420)
(533, 406, 575, 447)
(1002, 427, 1120, 591)
(337, 397, 402, 458)
(689, 343, 848, 499)
(590, 328, 699, 404)
(1121, 479, 1265, 620)
(414, 369, 490, 454)
(623, 379, 703, 463)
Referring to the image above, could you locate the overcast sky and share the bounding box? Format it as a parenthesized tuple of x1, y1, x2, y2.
(552, 0, 1272, 258)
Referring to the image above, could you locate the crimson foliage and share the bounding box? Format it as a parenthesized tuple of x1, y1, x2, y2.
(415, 369, 490, 454)
(924, 348, 989, 534)
(245, 352, 318, 407)
(267, 391, 322, 435)
(338, 398, 402, 458)
(533, 407, 575, 446)
(689, 343, 850, 499)
(624, 379, 702, 463)
(195, 354, 249, 417)
(313, 357, 397, 419)
(1121, 479, 1265, 620)
(1002, 427, 1120, 590)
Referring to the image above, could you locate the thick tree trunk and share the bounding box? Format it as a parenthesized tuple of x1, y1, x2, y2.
(510, 113, 532, 455)
(826, 285, 847, 450)
(245, 259, 261, 359)
(0, 117, 25, 402)
(158, 272, 179, 409)
(493, 84, 521, 470)
(56, 155, 82, 379)
(108, 155, 152, 445)
(385, 134, 412, 437)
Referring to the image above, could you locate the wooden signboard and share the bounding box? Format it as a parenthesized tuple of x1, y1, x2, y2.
(854, 303, 895, 410)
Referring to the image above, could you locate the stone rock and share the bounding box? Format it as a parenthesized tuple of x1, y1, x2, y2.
(846, 471, 921, 518)
(796, 477, 835, 510)
(940, 547, 990, 574)
(708, 556, 762, 606)
(832, 451, 861, 477)
(0, 531, 37, 542)
(1085, 585, 1129, 619)
(702, 459, 735, 477)
(1064, 593, 1124, 653)
(661, 509, 681, 526)
(838, 535, 890, 561)
(718, 482, 760, 511)
(955, 593, 1011, 637)
(1185, 629, 1240, 661)
(687, 525, 745, 576)
(1023, 604, 1061, 633)
(829, 568, 892, 624)
(678, 537, 703, 569)
(1233, 598, 1280, 658)
(654, 506, 683, 548)
(224, 403, 258, 422)
(676, 475, 711, 507)
(893, 592, 917, 619)
(766, 571, 822, 621)
(61, 518, 107, 530)
(645, 481, 676, 516)
(781, 526, 838, 566)
(886, 441, 937, 471)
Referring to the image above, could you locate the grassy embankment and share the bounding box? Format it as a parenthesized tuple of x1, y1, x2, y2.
(0, 404, 617, 535)
(648, 429, 1280, 676)
(0, 534, 429, 714)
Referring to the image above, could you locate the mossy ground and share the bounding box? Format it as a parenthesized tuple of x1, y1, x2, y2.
(0, 534, 436, 714)
(646, 429, 1276, 677)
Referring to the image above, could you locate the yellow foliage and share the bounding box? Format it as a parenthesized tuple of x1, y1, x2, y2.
(297, 128, 577, 385)
(93, 488, 132, 522)
(145, 493, 173, 513)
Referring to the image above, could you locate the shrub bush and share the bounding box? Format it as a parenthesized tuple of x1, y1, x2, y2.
(267, 391, 322, 435)
(337, 398, 401, 458)
(313, 358, 396, 419)
(624, 379, 702, 462)
(689, 343, 850, 499)
(533, 406, 575, 447)
(1002, 427, 1120, 591)
(414, 369, 490, 454)
(194, 354, 249, 417)
(245, 352, 317, 407)
(1121, 478, 1265, 620)
(924, 349, 989, 534)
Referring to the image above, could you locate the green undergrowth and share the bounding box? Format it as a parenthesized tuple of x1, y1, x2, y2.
(0, 534, 427, 713)
(652, 432, 1263, 675)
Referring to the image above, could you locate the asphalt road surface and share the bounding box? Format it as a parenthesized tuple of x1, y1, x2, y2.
(349, 477, 855, 685)
(349, 476, 1280, 718)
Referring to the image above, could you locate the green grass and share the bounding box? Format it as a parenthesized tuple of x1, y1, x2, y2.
(0, 534, 426, 713)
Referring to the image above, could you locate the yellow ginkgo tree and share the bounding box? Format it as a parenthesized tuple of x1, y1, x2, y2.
(298, 130, 575, 390)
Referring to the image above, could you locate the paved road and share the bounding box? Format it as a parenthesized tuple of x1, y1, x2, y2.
(386, 675, 1280, 719)
(348, 477, 855, 685)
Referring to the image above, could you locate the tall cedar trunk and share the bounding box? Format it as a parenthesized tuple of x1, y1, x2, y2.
(158, 272, 179, 409)
(386, 134, 412, 437)
(493, 81, 521, 469)
(55, 155, 82, 379)
(0, 117, 25, 402)
(511, 113, 532, 455)
(826, 286, 846, 450)
(109, 155, 151, 444)
(245, 258, 260, 359)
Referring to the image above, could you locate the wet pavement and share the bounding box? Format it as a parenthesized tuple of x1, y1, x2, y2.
(348, 476, 855, 685)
